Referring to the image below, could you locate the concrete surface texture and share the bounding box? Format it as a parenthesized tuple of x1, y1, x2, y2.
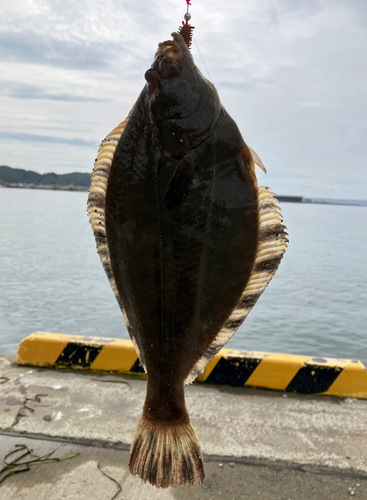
(1, 354, 367, 499)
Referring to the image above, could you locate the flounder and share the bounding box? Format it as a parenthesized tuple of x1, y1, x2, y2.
(88, 32, 287, 488)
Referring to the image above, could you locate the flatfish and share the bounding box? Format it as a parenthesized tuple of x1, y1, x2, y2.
(88, 32, 287, 488)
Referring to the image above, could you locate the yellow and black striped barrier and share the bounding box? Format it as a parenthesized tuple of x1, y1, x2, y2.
(16, 332, 367, 400)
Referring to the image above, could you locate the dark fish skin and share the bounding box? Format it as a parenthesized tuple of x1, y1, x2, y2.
(102, 32, 265, 487)
(89, 34, 288, 488)
(106, 38, 258, 416)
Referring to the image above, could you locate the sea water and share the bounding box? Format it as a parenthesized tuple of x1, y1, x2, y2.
(1, 188, 366, 365)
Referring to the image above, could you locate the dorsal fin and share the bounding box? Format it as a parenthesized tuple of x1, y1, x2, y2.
(87, 108, 146, 372)
(185, 185, 288, 384)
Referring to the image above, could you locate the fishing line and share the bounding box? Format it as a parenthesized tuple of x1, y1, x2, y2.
(193, 36, 214, 84)
(178, 0, 214, 84)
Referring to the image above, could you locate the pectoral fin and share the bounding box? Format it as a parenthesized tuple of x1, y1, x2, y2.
(249, 146, 267, 173)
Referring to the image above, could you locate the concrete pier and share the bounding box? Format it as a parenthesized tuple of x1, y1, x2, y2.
(1, 354, 367, 499)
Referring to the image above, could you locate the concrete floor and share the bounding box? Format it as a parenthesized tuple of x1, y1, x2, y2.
(1, 435, 367, 500)
(1, 354, 367, 499)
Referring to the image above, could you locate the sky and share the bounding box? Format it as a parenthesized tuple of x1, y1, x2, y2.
(1, 0, 367, 199)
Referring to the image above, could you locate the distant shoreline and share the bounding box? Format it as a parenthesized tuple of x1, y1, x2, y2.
(2, 184, 366, 207)
(0, 165, 90, 191)
(2, 167, 366, 206)
(277, 195, 367, 207)
(1, 183, 88, 192)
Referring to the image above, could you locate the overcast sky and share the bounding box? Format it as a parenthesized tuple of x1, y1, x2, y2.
(1, 0, 366, 199)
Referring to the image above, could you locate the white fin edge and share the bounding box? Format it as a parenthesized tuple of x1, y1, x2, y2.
(87, 107, 145, 370)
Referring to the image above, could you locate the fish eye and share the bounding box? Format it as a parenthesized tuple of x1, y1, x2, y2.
(145, 68, 159, 84)
(158, 57, 180, 80)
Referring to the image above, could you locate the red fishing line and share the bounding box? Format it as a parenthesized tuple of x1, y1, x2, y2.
(185, 0, 191, 25)
(178, 0, 194, 48)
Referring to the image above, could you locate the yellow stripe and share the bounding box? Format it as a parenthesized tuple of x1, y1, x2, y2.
(16, 333, 367, 400)
(325, 361, 367, 399)
(91, 339, 138, 372)
(245, 353, 311, 391)
(17, 332, 70, 366)
(196, 350, 227, 382)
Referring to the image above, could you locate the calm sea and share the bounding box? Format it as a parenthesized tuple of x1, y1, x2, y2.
(1, 188, 367, 365)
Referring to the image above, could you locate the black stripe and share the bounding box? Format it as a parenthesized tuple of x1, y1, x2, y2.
(93, 169, 109, 178)
(205, 357, 262, 386)
(254, 256, 282, 273)
(94, 235, 107, 245)
(224, 318, 243, 330)
(93, 230, 105, 238)
(286, 365, 342, 394)
(55, 342, 103, 368)
(259, 203, 279, 212)
(130, 358, 145, 374)
(88, 193, 105, 208)
(258, 224, 287, 242)
(239, 293, 262, 309)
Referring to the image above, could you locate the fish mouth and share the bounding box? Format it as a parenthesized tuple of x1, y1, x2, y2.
(155, 32, 194, 68)
(145, 33, 194, 93)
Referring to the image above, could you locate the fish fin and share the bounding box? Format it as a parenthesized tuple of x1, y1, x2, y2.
(87, 112, 131, 315)
(249, 146, 267, 173)
(164, 156, 195, 210)
(185, 185, 288, 384)
(131, 337, 147, 373)
(87, 108, 146, 371)
(129, 414, 204, 488)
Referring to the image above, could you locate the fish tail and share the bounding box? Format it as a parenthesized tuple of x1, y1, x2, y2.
(129, 412, 205, 488)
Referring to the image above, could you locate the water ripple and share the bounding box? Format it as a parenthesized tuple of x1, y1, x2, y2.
(1, 189, 366, 365)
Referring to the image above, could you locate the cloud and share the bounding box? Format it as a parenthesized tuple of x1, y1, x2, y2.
(0, 130, 95, 147)
(0, 81, 105, 102)
(0, 0, 366, 199)
(0, 32, 114, 69)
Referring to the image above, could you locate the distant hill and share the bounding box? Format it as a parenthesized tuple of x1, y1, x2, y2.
(0, 166, 91, 188)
